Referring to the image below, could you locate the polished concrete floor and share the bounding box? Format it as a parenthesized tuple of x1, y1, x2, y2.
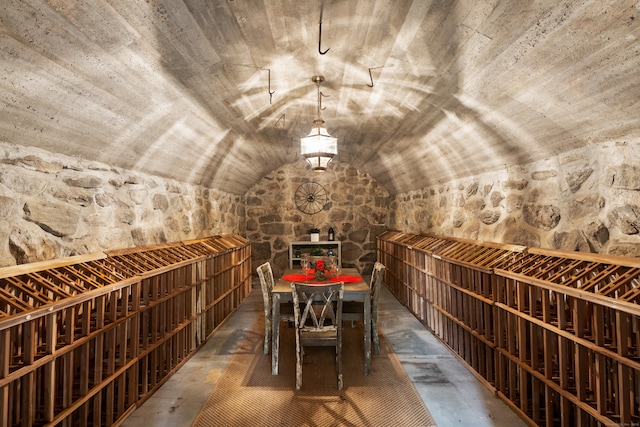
(122, 282, 528, 427)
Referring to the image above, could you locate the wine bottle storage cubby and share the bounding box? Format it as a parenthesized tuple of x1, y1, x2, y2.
(0, 234, 251, 426)
(377, 230, 639, 426)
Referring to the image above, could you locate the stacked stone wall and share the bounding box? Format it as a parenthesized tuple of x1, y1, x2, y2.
(389, 141, 640, 257)
(245, 161, 391, 279)
(0, 142, 245, 267)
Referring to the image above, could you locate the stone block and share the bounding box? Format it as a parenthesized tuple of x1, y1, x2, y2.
(565, 167, 593, 192)
(348, 229, 369, 243)
(259, 214, 282, 223)
(504, 227, 540, 247)
(152, 194, 169, 211)
(608, 205, 640, 235)
(53, 188, 94, 207)
(605, 165, 640, 190)
(532, 170, 557, 180)
(549, 230, 591, 252)
(0, 171, 48, 196)
(260, 223, 285, 235)
(9, 228, 57, 264)
(567, 195, 605, 221)
(95, 192, 116, 207)
(506, 194, 523, 213)
(129, 187, 149, 205)
(607, 242, 640, 257)
(465, 182, 479, 198)
(251, 241, 272, 261)
(0, 195, 15, 218)
(464, 197, 486, 212)
(490, 191, 505, 207)
(12, 155, 63, 174)
(584, 221, 609, 250)
(479, 210, 501, 225)
(523, 204, 561, 230)
(63, 175, 104, 189)
(23, 200, 79, 237)
(503, 179, 529, 191)
(452, 210, 466, 228)
(191, 209, 208, 230)
(246, 196, 262, 206)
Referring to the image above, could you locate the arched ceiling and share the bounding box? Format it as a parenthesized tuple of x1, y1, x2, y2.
(1, 0, 639, 195)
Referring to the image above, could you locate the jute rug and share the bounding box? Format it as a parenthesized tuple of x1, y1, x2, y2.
(192, 318, 437, 427)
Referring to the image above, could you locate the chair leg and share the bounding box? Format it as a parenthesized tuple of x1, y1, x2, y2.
(263, 315, 271, 355)
(337, 338, 343, 390)
(372, 317, 380, 355)
(295, 342, 303, 390)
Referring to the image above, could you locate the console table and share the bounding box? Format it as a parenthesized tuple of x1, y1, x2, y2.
(288, 240, 341, 269)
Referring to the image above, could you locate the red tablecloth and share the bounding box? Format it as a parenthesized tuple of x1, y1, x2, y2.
(281, 274, 362, 284)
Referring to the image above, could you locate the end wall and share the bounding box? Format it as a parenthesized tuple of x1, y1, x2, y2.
(245, 161, 391, 278)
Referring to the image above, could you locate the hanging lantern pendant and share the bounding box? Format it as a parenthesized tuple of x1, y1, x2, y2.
(300, 75, 338, 172)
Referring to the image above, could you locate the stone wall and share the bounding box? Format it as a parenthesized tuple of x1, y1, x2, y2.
(389, 141, 640, 257)
(245, 161, 391, 278)
(0, 142, 245, 267)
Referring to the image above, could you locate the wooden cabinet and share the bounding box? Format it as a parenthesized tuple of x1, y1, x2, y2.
(289, 241, 341, 269)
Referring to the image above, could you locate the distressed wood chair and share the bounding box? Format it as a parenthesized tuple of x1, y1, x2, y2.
(342, 261, 386, 355)
(256, 262, 295, 355)
(291, 282, 344, 390)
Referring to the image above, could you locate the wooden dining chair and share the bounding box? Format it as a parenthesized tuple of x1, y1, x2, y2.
(291, 282, 344, 390)
(342, 261, 386, 355)
(256, 262, 295, 355)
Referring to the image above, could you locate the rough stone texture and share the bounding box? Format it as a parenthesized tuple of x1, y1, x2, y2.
(566, 167, 593, 193)
(3, 138, 640, 271)
(0, 143, 244, 267)
(608, 206, 640, 235)
(245, 161, 391, 279)
(389, 142, 640, 256)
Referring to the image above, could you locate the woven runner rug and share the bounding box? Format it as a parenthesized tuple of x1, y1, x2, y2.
(192, 318, 437, 427)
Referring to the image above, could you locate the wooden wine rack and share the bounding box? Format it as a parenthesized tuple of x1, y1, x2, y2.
(377, 230, 640, 427)
(0, 234, 251, 426)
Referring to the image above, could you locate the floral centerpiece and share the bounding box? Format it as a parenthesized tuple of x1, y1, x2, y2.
(307, 256, 337, 281)
(314, 258, 327, 280)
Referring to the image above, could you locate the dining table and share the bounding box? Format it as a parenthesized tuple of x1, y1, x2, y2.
(271, 268, 372, 376)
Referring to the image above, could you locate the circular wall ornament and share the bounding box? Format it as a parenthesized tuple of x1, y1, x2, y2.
(294, 182, 328, 215)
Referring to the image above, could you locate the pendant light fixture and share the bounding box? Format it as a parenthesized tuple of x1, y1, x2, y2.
(300, 75, 337, 172)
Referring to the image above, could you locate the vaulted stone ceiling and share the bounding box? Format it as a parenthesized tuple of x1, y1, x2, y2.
(1, 1, 639, 195)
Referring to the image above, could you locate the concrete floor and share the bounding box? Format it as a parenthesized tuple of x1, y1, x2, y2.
(122, 283, 528, 427)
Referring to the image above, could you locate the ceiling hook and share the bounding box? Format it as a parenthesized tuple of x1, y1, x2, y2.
(267, 68, 275, 104)
(367, 66, 384, 88)
(320, 91, 329, 110)
(318, 0, 330, 54)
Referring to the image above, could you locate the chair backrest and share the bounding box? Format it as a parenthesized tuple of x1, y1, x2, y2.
(291, 282, 344, 332)
(370, 262, 386, 303)
(256, 261, 275, 309)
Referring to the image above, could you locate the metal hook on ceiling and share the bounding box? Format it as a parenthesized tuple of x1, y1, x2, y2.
(227, 63, 275, 104)
(367, 67, 384, 88)
(267, 69, 275, 104)
(319, 91, 329, 110)
(318, 0, 330, 55)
